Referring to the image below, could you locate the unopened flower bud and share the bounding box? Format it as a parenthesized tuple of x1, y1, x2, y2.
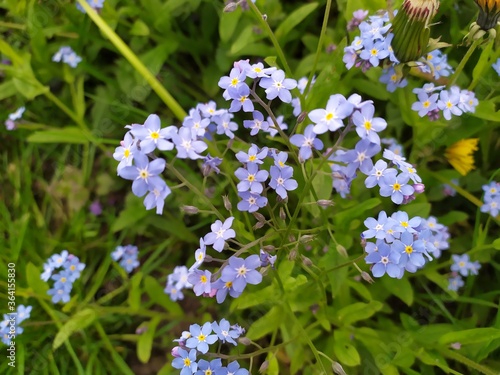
(182, 205, 199, 214)
(204, 254, 214, 262)
(360, 271, 375, 284)
(450, 342, 461, 350)
(301, 256, 313, 267)
(238, 336, 251, 345)
(259, 360, 269, 373)
(474, 0, 500, 31)
(223, 2, 238, 12)
(332, 362, 347, 375)
(413, 183, 425, 193)
(253, 212, 266, 222)
(317, 199, 335, 207)
(300, 235, 314, 243)
(171, 346, 182, 357)
(223, 195, 232, 211)
(279, 207, 286, 221)
(262, 245, 275, 252)
(289, 235, 296, 242)
(402, 194, 416, 204)
(253, 221, 265, 230)
(297, 111, 308, 124)
(360, 237, 367, 248)
(288, 248, 298, 261)
(391, 0, 440, 63)
(336, 244, 348, 257)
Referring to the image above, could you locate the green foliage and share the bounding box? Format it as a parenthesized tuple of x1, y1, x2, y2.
(1, 0, 500, 374)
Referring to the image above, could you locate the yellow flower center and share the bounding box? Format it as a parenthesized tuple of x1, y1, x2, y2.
(184, 358, 191, 366)
(325, 113, 333, 121)
(393, 183, 401, 191)
(364, 120, 372, 131)
(231, 78, 239, 86)
(248, 155, 256, 162)
(200, 275, 207, 283)
(405, 246, 413, 254)
(150, 131, 160, 139)
(124, 149, 131, 158)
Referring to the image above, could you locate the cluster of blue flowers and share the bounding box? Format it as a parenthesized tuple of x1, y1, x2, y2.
(411, 83, 478, 121)
(164, 216, 275, 304)
(417, 50, 454, 80)
(41, 250, 86, 304)
(301, 90, 422, 203)
(111, 244, 140, 273)
(52, 46, 82, 68)
(76, 0, 105, 13)
(480, 181, 500, 217)
(448, 254, 481, 291)
(363, 212, 450, 278)
(1, 305, 32, 345)
(235, 146, 298, 211)
(343, 11, 396, 71)
(219, 61, 297, 111)
(493, 58, 500, 76)
(171, 319, 248, 375)
(4, 106, 25, 131)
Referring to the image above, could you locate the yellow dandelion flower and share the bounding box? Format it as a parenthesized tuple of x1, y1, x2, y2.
(444, 138, 479, 176)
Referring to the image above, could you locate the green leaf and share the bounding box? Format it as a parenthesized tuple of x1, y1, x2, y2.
(472, 100, 500, 122)
(402, 203, 431, 218)
(336, 301, 383, 326)
(438, 211, 468, 226)
(128, 272, 143, 310)
(381, 275, 414, 306)
(26, 262, 48, 295)
(53, 308, 97, 350)
(130, 19, 150, 36)
(473, 41, 493, 83)
(333, 333, 361, 366)
(137, 317, 161, 363)
(266, 353, 280, 375)
(246, 305, 284, 340)
(219, 9, 242, 43)
(0, 80, 18, 101)
(111, 193, 149, 233)
(439, 327, 500, 345)
(494, 238, 500, 250)
(144, 276, 183, 316)
(275, 3, 318, 44)
(27, 127, 94, 144)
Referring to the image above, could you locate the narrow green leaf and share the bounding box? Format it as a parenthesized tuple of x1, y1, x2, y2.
(0, 80, 17, 101)
(439, 328, 500, 345)
(246, 306, 283, 340)
(381, 275, 414, 306)
(144, 276, 183, 316)
(27, 127, 94, 144)
(219, 10, 242, 43)
(336, 301, 383, 326)
(26, 262, 48, 295)
(275, 3, 319, 43)
(137, 317, 161, 363)
(128, 272, 143, 311)
(472, 41, 493, 83)
(53, 308, 97, 350)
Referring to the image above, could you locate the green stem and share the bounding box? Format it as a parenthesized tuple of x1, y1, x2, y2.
(440, 349, 498, 375)
(304, 0, 332, 99)
(43, 90, 86, 130)
(166, 163, 224, 221)
(248, 1, 292, 78)
(429, 172, 483, 208)
(448, 38, 482, 88)
(38, 299, 85, 375)
(76, 0, 186, 122)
